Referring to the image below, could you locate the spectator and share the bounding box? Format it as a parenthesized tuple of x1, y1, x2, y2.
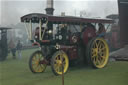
(9, 40, 16, 59)
(16, 40, 22, 59)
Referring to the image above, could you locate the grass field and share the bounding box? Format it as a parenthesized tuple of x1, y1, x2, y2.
(0, 49, 128, 85)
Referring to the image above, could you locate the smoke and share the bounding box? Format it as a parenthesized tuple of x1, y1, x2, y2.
(1, 0, 47, 26)
(54, 0, 118, 17)
(0, 0, 118, 26)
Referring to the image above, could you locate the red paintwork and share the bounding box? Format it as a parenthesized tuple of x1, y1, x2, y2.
(32, 42, 40, 46)
(41, 40, 50, 43)
(60, 45, 78, 60)
(68, 47, 78, 60)
(82, 27, 96, 45)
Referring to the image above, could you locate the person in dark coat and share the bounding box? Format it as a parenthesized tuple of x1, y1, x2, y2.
(16, 40, 22, 59)
(9, 39, 16, 59)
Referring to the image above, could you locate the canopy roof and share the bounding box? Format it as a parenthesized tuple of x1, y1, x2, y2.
(0, 27, 12, 30)
(21, 13, 114, 24)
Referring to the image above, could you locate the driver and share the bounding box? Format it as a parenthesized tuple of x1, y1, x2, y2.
(34, 27, 48, 40)
(98, 23, 106, 37)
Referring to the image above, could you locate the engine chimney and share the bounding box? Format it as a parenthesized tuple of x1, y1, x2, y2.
(45, 0, 54, 15)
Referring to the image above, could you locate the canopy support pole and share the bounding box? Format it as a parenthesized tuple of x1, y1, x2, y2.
(42, 20, 48, 40)
(29, 20, 32, 40)
(39, 19, 42, 40)
(24, 22, 30, 40)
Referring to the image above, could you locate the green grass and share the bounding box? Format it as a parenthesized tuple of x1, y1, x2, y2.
(0, 49, 128, 85)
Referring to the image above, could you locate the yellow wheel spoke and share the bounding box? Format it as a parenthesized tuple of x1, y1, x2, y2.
(100, 47, 106, 51)
(37, 67, 41, 72)
(92, 54, 96, 58)
(56, 66, 60, 72)
(54, 64, 58, 69)
(99, 43, 102, 49)
(34, 65, 39, 72)
(59, 66, 62, 72)
(93, 57, 97, 64)
(92, 49, 95, 54)
(58, 66, 61, 72)
(101, 56, 105, 60)
(95, 57, 99, 64)
(100, 51, 105, 56)
(40, 64, 46, 69)
(95, 42, 98, 48)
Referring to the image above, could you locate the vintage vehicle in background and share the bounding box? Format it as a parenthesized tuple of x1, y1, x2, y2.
(0, 27, 11, 61)
(21, 13, 113, 75)
(106, 14, 120, 51)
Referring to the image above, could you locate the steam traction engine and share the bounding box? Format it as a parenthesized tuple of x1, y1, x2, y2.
(21, 13, 113, 75)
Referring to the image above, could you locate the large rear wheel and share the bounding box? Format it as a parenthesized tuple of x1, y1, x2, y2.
(29, 50, 47, 73)
(86, 37, 109, 68)
(51, 50, 69, 75)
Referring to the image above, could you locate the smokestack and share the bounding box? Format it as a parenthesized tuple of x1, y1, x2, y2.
(45, 0, 54, 15)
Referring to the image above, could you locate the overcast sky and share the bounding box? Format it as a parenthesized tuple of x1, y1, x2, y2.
(0, 0, 118, 26)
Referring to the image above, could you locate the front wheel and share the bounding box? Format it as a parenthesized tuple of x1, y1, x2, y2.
(86, 37, 109, 68)
(51, 50, 69, 75)
(29, 50, 47, 73)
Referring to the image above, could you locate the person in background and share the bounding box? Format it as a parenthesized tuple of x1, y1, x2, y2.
(9, 39, 16, 59)
(16, 40, 22, 60)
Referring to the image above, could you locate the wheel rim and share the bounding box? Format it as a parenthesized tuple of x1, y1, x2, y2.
(53, 51, 69, 75)
(31, 53, 46, 72)
(91, 38, 109, 68)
